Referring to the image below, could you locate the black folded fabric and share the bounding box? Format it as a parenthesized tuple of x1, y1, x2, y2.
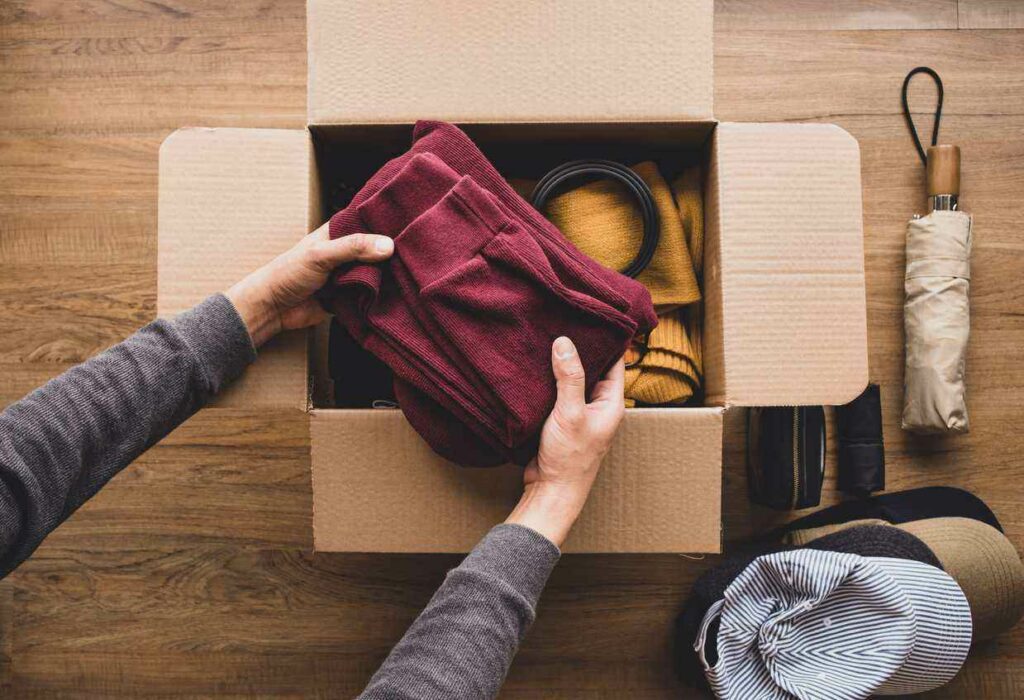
(836, 383, 885, 496)
(329, 319, 396, 408)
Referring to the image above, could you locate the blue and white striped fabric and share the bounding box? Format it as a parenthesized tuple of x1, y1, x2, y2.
(694, 550, 972, 699)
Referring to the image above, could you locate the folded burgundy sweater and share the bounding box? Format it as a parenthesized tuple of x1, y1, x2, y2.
(322, 121, 657, 467)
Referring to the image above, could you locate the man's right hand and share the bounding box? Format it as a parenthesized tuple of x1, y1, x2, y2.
(505, 337, 625, 547)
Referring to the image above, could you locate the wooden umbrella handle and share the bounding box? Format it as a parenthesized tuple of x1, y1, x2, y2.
(927, 144, 960, 196)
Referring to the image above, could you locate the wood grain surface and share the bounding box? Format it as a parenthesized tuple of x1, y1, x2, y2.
(1, 1, 1023, 697)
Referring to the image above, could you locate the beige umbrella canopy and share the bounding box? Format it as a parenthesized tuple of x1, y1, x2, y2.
(900, 68, 971, 434)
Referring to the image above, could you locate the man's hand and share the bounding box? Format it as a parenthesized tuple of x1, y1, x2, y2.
(506, 337, 625, 547)
(226, 222, 393, 347)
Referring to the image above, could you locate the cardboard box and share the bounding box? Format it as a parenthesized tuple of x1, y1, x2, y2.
(157, 0, 868, 553)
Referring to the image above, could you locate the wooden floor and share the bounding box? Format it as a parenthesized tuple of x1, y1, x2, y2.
(1, 1, 1023, 697)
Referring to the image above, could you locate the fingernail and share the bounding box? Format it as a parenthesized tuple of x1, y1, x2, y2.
(375, 236, 393, 253)
(554, 336, 575, 360)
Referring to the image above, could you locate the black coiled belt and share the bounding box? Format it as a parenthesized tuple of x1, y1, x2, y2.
(530, 159, 660, 279)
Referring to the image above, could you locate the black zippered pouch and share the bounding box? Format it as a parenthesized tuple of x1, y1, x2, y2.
(746, 406, 826, 511)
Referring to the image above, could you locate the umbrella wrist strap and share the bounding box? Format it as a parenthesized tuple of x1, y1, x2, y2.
(901, 66, 944, 167)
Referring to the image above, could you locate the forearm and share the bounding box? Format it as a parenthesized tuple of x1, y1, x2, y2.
(359, 524, 560, 700)
(505, 482, 588, 548)
(0, 294, 255, 576)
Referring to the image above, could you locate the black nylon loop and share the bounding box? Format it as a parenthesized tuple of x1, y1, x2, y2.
(530, 159, 660, 279)
(901, 66, 944, 167)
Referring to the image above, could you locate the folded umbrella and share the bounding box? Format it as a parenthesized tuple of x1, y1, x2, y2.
(900, 67, 972, 434)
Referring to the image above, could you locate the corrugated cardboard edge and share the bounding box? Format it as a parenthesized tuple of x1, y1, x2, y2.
(712, 123, 869, 407)
(703, 130, 727, 407)
(307, 0, 713, 125)
(157, 127, 314, 410)
(306, 138, 328, 410)
(311, 407, 724, 554)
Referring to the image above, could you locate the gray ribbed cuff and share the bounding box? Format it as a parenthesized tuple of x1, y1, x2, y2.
(171, 294, 258, 393)
(461, 524, 561, 607)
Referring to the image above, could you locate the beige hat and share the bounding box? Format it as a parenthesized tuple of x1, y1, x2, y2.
(785, 516, 1024, 641)
(783, 518, 890, 546)
(897, 517, 1024, 641)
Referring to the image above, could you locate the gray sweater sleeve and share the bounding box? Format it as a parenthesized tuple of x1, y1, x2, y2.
(1, 291, 559, 699)
(0, 294, 256, 577)
(359, 523, 561, 700)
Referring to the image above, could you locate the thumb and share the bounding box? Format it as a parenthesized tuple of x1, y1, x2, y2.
(551, 336, 586, 419)
(308, 233, 394, 272)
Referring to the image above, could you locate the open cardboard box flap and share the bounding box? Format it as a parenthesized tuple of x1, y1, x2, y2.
(156, 0, 869, 553)
(157, 128, 315, 409)
(706, 123, 868, 407)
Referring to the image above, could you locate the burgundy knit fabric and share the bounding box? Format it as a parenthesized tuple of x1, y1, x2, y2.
(322, 122, 657, 467)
